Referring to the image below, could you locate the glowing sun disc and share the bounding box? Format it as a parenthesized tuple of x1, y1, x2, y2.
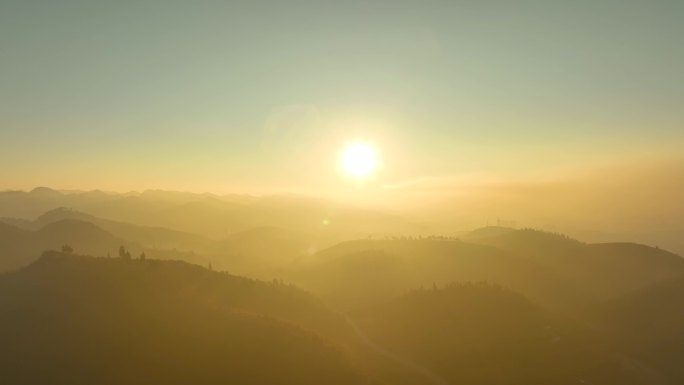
(340, 142, 378, 179)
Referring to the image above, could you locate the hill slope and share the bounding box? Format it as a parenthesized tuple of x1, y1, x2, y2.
(351, 283, 643, 385)
(589, 275, 684, 383)
(0, 252, 369, 385)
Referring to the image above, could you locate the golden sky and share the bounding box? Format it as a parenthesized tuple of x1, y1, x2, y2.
(1, 1, 683, 200)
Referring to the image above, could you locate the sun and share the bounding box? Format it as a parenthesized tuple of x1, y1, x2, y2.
(340, 142, 378, 180)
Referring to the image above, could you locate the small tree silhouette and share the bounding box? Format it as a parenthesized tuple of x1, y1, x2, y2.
(140, 252, 146, 261)
(119, 246, 131, 260)
(61, 244, 74, 254)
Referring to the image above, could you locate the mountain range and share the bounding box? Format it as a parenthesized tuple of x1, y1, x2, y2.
(1, 188, 684, 384)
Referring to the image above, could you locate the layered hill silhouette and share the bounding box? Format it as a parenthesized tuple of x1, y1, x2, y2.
(3, 188, 684, 384)
(4, 209, 683, 317)
(0, 252, 369, 385)
(0, 219, 208, 272)
(0, 188, 419, 239)
(287, 238, 587, 311)
(465, 227, 684, 300)
(0, 208, 327, 276)
(3, 207, 210, 251)
(204, 226, 324, 277)
(1, 225, 683, 383)
(0, 220, 128, 271)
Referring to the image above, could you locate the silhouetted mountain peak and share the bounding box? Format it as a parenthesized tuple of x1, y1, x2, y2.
(38, 206, 76, 216)
(466, 226, 516, 239)
(35, 220, 123, 249)
(35, 207, 91, 224)
(29, 186, 61, 196)
(38, 218, 104, 232)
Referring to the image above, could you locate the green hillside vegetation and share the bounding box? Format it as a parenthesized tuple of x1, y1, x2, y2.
(589, 275, 684, 383)
(591, 275, 684, 341)
(0, 251, 370, 385)
(351, 283, 641, 385)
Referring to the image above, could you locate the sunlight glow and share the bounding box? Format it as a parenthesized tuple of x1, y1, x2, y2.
(340, 142, 378, 180)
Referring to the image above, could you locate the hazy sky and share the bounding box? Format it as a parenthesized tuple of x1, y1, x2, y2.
(1, 0, 682, 196)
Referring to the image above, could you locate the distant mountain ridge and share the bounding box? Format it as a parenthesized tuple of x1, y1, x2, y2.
(0, 219, 128, 271)
(17, 207, 210, 251)
(0, 208, 332, 276)
(464, 227, 684, 300)
(288, 238, 588, 311)
(0, 219, 209, 272)
(1, 214, 683, 383)
(0, 187, 421, 239)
